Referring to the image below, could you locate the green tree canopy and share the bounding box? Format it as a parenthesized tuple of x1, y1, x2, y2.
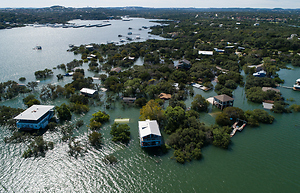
(164, 106, 185, 134)
(139, 99, 165, 124)
(110, 123, 131, 144)
(191, 94, 209, 112)
(88, 131, 102, 147)
(56, 103, 72, 121)
(90, 110, 110, 123)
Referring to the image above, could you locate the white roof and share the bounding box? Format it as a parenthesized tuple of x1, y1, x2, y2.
(263, 102, 274, 110)
(14, 105, 54, 121)
(139, 120, 161, 138)
(198, 50, 213, 55)
(80, 88, 97, 95)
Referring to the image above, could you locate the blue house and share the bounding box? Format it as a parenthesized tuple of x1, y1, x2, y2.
(138, 120, 162, 147)
(14, 105, 55, 130)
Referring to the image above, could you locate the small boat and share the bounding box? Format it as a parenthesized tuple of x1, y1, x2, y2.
(33, 45, 42, 50)
(64, 72, 74, 76)
(118, 34, 122, 37)
(128, 32, 132, 35)
(293, 78, 300, 91)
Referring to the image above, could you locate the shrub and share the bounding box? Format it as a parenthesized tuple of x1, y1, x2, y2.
(75, 120, 84, 128)
(88, 121, 102, 130)
(103, 154, 117, 164)
(110, 123, 130, 144)
(19, 77, 26, 81)
(56, 103, 72, 121)
(88, 131, 102, 147)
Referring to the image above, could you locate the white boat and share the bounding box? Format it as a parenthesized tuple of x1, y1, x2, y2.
(122, 16, 131, 21)
(33, 45, 42, 50)
(293, 78, 300, 90)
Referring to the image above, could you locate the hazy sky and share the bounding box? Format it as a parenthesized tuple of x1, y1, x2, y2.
(1, 0, 300, 9)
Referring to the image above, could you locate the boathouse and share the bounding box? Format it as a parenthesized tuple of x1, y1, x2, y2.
(138, 120, 162, 148)
(213, 94, 234, 110)
(14, 105, 55, 130)
(80, 88, 98, 97)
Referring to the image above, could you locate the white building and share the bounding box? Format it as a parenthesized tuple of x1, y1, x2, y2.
(14, 105, 55, 130)
(138, 120, 162, 147)
(80, 88, 98, 97)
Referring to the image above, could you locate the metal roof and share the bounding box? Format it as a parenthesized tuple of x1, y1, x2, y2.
(14, 105, 54, 121)
(80, 88, 97, 95)
(214, 94, 234, 102)
(138, 120, 161, 138)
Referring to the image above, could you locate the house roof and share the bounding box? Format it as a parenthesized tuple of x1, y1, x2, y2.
(111, 67, 122, 73)
(14, 105, 54, 121)
(80, 88, 97, 95)
(263, 102, 274, 110)
(179, 59, 191, 65)
(214, 94, 234, 102)
(139, 120, 161, 138)
(123, 97, 136, 100)
(159, 93, 171, 100)
(198, 50, 213, 55)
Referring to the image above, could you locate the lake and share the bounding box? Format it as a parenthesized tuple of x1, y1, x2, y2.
(0, 18, 299, 192)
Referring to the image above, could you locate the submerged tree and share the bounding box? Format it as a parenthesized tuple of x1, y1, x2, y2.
(110, 123, 130, 144)
(191, 94, 209, 112)
(88, 131, 102, 147)
(139, 99, 165, 124)
(56, 103, 72, 121)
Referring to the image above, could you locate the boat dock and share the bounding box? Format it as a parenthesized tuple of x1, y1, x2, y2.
(277, 84, 293, 89)
(191, 83, 211, 91)
(230, 120, 247, 137)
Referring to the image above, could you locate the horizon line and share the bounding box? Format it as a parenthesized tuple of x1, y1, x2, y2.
(1, 6, 300, 10)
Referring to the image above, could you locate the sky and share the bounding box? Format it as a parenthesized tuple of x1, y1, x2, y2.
(1, 0, 300, 9)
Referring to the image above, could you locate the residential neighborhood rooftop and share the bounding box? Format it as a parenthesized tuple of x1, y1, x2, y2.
(138, 120, 161, 138)
(214, 94, 234, 102)
(14, 105, 55, 121)
(80, 88, 98, 95)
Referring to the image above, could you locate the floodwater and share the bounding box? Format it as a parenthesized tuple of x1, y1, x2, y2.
(0, 18, 299, 192)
